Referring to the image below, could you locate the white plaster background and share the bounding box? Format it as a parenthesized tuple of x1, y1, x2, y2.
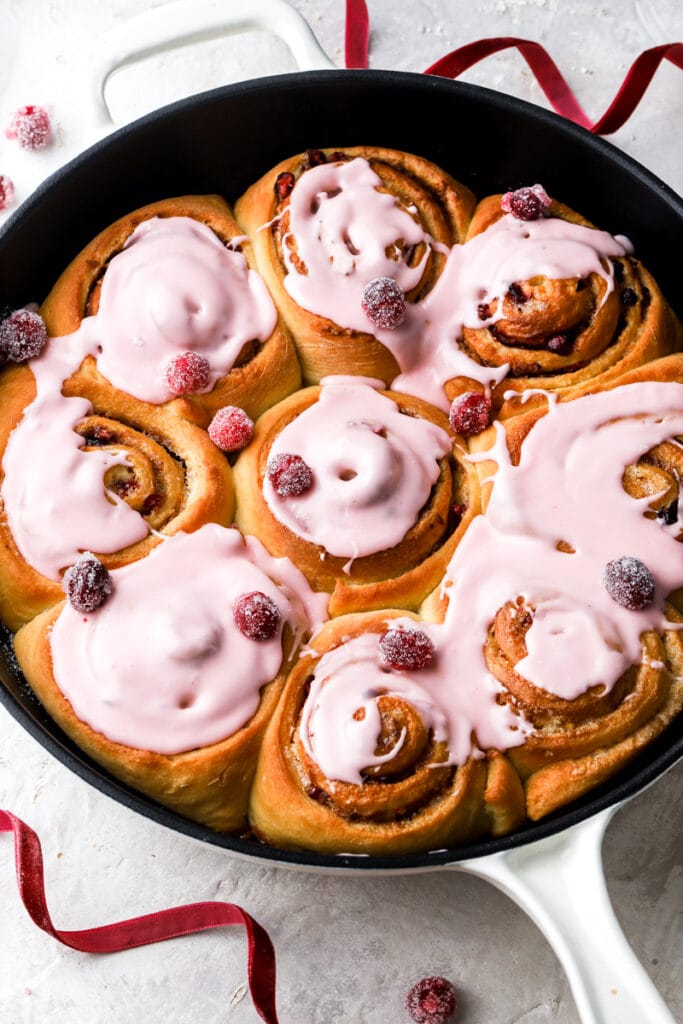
(0, 1, 681, 1022)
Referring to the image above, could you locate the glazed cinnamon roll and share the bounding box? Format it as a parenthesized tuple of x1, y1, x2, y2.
(40, 195, 301, 425)
(446, 192, 682, 417)
(249, 611, 525, 855)
(426, 369, 683, 821)
(232, 376, 480, 615)
(234, 147, 475, 384)
(0, 350, 233, 631)
(14, 525, 328, 831)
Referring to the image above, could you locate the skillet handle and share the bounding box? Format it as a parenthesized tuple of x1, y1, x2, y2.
(453, 807, 676, 1024)
(83, 0, 336, 136)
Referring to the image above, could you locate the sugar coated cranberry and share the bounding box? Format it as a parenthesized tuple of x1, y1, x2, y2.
(603, 556, 656, 611)
(275, 171, 296, 202)
(233, 591, 281, 641)
(406, 976, 457, 1024)
(0, 309, 48, 363)
(267, 452, 314, 497)
(378, 627, 435, 672)
(6, 106, 51, 150)
(208, 406, 254, 452)
(501, 184, 551, 221)
(63, 553, 113, 613)
(448, 391, 491, 437)
(361, 277, 406, 330)
(165, 351, 211, 395)
(0, 174, 15, 212)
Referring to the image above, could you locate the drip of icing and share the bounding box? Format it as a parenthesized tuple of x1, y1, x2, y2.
(278, 158, 632, 409)
(49, 524, 328, 754)
(262, 376, 452, 558)
(442, 380, 683, 701)
(300, 621, 526, 784)
(1, 215, 279, 579)
(94, 217, 278, 403)
(297, 381, 682, 784)
(1, 324, 149, 580)
(394, 214, 632, 409)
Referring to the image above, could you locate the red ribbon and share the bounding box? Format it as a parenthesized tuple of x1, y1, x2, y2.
(345, 0, 370, 70)
(344, 0, 682, 136)
(1, 809, 279, 1023)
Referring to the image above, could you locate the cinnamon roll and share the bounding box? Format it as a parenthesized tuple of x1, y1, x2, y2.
(0, 349, 233, 631)
(249, 611, 525, 855)
(40, 195, 301, 425)
(234, 147, 475, 384)
(426, 371, 683, 821)
(232, 376, 480, 615)
(450, 193, 682, 417)
(14, 525, 327, 831)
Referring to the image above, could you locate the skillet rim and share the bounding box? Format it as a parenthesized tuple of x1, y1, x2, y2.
(0, 67, 681, 871)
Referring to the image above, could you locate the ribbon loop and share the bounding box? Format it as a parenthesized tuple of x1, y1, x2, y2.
(1, 809, 278, 1024)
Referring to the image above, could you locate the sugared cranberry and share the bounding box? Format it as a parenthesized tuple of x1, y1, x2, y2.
(303, 149, 327, 169)
(0, 309, 48, 363)
(378, 627, 436, 672)
(0, 174, 15, 212)
(63, 553, 112, 613)
(603, 556, 656, 611)
(361, 277, 406, 330)
(267, 452, 314, 497)
(406, 976, 457, 1024)
(208, 406, 254, 452)
(164, 351, 211, 395)
(448, 391, 492, 437)
(621, 287, 638, 306)
(547, 334, 573, 355)
(501, 184, 551, 221)
(233, 591, 281, 641)
(275, 171, 296, 202)
(6, 106, 51, 150)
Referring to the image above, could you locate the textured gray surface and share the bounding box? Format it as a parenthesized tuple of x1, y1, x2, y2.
(1, 1, 682, 1021)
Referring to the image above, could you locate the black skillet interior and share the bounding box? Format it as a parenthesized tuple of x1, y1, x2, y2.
(1, 70, 682, 870)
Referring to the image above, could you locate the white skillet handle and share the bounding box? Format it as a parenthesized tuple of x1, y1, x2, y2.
(83, 0, 336, 136)
(453, 807, 676, 1024)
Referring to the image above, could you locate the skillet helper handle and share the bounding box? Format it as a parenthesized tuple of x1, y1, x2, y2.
(83, 0, 336, 136)
(454, 807, 676, 1024)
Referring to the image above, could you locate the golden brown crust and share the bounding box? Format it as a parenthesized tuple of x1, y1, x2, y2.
(1, 151, 682, 852)
(448, 195, 683, 418)
(40, 194, 302, 426)
(0, 356, 234, 631)
(249, 611, 523, 854)
(232, 385, 481, 615)
(234, 147, 476, 384)
(14, 602, 294, 832)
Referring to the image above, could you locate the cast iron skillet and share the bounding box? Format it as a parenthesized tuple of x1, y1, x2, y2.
(0, 24, 681, 1022)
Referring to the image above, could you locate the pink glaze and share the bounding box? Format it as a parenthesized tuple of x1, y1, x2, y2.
(95, 217, 277, 403)
(300, 621, 526, 784)
(278, 158, 632, 409)
(394, 214, 631, 408)
(297, 380, 682, 783)
(1, 215, 278, 579)
(1, 325, 149, 580)
(50, 524, 328, 754)
(447, 380, 683, 700)
(262, 376, 452, 558)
